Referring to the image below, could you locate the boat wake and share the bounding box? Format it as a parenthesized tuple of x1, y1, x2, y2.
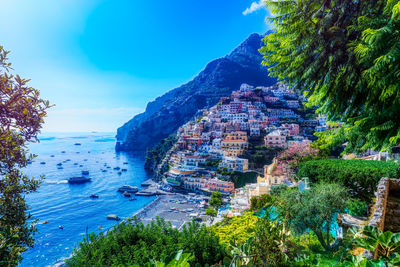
(45, 180, 68, 184)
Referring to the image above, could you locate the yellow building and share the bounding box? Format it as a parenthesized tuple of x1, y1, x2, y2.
(221, 131, 248, 156)
(254, 158, 287, 195)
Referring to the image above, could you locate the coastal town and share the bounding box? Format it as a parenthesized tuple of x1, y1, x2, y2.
(132, 83, 339, 225)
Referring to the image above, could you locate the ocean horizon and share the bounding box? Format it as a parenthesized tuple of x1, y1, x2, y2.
(20, 132, 155, 266)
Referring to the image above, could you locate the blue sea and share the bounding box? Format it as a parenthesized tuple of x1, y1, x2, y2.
(20, 132, 155, 266)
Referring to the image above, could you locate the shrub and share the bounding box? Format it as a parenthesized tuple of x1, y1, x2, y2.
(297, 159, 398, 201)
(211, 212, 258, 247)
(205, 208, 217, 217)
(66, 218, 226, 266)
(230, 171, 258, 188)
(269, 184, 288, 197)
(209, 192, 222, 208)
(250, 194, 275, 211)
(346, 199, 368, 217)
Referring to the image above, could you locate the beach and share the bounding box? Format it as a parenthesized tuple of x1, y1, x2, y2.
(132, 193, 208, 229)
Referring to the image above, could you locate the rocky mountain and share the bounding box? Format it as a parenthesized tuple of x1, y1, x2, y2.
(116, 33, 276, 151)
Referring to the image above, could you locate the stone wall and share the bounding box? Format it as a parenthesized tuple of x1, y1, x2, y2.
(368, 178, 390, 231)
(369, 177, 400, 232)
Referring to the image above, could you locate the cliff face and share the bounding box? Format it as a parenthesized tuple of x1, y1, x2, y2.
(116, 33, 276, 151)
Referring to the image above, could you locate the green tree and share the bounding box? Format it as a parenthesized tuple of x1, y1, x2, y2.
(0, 47, 50, 266)
(260, 0, 400, 152)
(209, 191, 222, 208)
(205, 208, 217, 217)
(277, 183, 349, 251)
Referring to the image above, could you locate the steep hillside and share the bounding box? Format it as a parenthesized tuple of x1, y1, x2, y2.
(116, 33, 275, 151)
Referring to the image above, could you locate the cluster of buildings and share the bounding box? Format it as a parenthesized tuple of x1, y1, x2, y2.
(162, 83, 329, 196)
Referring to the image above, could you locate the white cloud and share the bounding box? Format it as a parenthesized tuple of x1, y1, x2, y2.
(242, 0, 265, 15)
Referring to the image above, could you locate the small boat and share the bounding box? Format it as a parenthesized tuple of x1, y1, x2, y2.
(113, 167, 120, 170)
(79, 165, 83, 167)
(61, 151, 66, 153)
(74, 163, 78, 165)
(76, 152, 80, 154)
(68, 176, 91, 184)
(117, 172, 122, 175)
(118, 185, 138, 193)
(122, 191, 131, 197)
(50, 155, 55, 157)
(59, 225, 64, 230)
(129, 197, 137, 201)
(107, 214, 120, 221)
(123, 162, 128, 165)
(40, 162, 46, 165)
(57, 167, 63, 170)
(43, 221, 49, 224)
(82, 170, 89, 175)
(106, 166, 111, 169)
(57, 163, 62, 166)
(98, 226, 103, 230)
(74, 143, 81, 146)
(89, 194, 99, 199)
(102, 170, 107, 172)
(121, 168, 127, 172)
(84, 159, 88, 162)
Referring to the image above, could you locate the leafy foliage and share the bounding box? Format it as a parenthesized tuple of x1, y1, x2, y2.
(340, 226, 400, 266)
(346, 199, 368, 217)
(205, 208, 217, 217)
(297, 159, 399, 201)
(211, 212, 258, 248)
(277, 183, 349, 251)
(278, 143, 322, 176)
(209, 191, 223, 208)
(66, 218, 226, 266)
(269, 184, 288, 197)
(0, 46, 50, 266)
(250, 194, 275, 211)
(144, 134, 177, 171)
(134, 250, 193, 267)
(260, 0, 400, 152)
(247, 216, 291, 266)
(229, 171, 258, 189)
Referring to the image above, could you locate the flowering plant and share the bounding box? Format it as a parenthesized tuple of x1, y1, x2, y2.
(278, 143, 320, 176)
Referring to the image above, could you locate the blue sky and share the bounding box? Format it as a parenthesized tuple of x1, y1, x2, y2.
(0, 0, 268, 132)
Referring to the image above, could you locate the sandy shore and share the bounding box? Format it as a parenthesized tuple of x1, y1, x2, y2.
(132, 193, 207, 229)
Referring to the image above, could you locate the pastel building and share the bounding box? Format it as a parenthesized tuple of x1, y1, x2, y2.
(219, 157, 248, 172)
(221, 131, 248, 157)
(264, 130, 287, 148)
(207, 179, 235, 194)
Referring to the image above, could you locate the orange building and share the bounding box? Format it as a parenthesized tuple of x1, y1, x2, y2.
(207, 179, 235, 194)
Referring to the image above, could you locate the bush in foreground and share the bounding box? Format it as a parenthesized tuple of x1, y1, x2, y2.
(297, 159, 398, 201)
(65, 218, 226, 266)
